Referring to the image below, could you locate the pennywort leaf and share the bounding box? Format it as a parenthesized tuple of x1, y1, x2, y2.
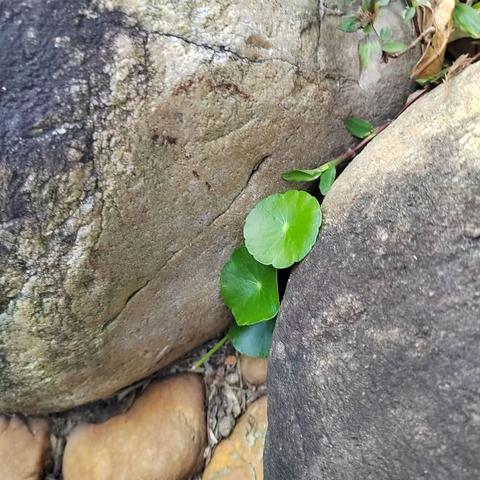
(402, 5, 416, 22)
(453, 2, 480, 39)
(339, 15, 361, 32)
(320, 165, 337, 195)
(344, 116, 374, 139)
(220, 245, 279, 326)
(228, 320, 275, 358)
(244, 190, 322, 269)
(382, 40, 406, 54)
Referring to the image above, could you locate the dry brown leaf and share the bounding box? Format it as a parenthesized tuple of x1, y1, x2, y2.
(411, 0, 456, 79)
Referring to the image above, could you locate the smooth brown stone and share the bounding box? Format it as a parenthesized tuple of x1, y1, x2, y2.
(0, 415, 50, 480)
(63, 374, 206, 480)
(240, 355, 268, 386)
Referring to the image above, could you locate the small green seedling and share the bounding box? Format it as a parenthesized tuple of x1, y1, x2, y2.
(283, 116, 376, 194)
(194, 191, 322, 366)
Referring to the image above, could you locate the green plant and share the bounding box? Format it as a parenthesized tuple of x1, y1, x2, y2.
(193, 190, 322, 368)
(194, 91, 438, 368)
(338, 0, 407, 83)
(339, 0, 480, 85)
(453, 2, 480, 38)
(283, 116, 378, 193)
(194, 117, 383, 368)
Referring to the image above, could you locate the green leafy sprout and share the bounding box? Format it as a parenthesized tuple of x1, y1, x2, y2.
(338, 0, 409, 82)
(193, 1, 480, 368)
(193, 115, 385, 369)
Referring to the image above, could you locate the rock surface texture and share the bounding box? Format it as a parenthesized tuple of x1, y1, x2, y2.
(265, 64, 480, 479)
(0, 0, 416, 412)
(62, 374, 206, 480)
(203, 395, 267, 480)
(0, 416, 50, 480)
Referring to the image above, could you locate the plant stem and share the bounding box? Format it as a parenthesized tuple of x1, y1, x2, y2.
(387, 26, 435, 58)
(191, 334, 229, 370)
(324, 128, 385, 170)
(323, 88, 431, 171)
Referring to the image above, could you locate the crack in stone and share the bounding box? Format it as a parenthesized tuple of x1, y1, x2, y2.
(100, 278, 150, 331)
(99, 153, 272, 333)
(205, 154, 271, 230)
(144, 30, 301, 72)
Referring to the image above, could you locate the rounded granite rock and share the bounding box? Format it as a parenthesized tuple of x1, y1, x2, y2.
(0, 0, 416, 412)
(265, 64, 480, 479)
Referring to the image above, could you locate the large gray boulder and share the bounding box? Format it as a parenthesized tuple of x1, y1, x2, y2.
(265, 64, 480, 479)
(0, 0, 415, 413)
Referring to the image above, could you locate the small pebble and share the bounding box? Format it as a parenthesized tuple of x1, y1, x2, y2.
(217, 415, 235, 437)
(241, 355, 268, 385)
(225, 372, 239, 385)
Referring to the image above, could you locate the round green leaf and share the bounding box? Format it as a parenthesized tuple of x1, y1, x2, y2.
(244, 190, 322, 269)
(220, 245, 279, 326)
(228, 320, 275, 358)
(320, 165, 337, 195)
